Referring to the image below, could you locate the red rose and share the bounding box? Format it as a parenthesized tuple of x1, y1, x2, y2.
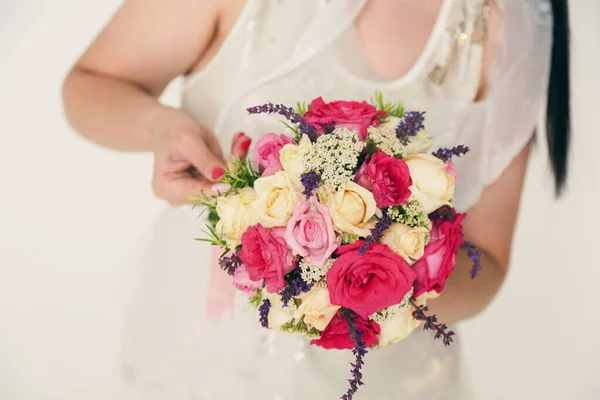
(355, 150, 412, 208)
(412, 213, 466, 297)
(303, 97, 386, 140)
(326, 241, 416, 319)
(238, 225, 296, 293)
(310, 312, 380, 350)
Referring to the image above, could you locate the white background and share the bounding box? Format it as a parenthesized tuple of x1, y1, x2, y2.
(1, 1, 599, 399)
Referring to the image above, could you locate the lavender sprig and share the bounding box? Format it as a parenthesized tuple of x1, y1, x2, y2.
(432, 145, 470, 163)
(396, 111, 426, 144)
(340, 309, 368, 400)
(461, 238, 483, 279)
(410, 300, 455, 346)
(218, 252, 243, 276)
(279, 275, 313, 307)
(359, 210, 393, 255)
(321, 122, 337, 135)
(428, 205, 458, 222)
(247, 103, 318, 142)
(258, 299, 271, 328)
(300, 171, 320, 199)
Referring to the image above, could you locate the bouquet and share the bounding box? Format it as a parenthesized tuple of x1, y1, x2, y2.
(196, 94, 482, 399)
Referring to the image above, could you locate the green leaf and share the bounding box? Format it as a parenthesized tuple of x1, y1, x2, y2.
(222, 159, 262, 191)
(372, 91, 406, 119)
(296, 101, 310, 116)
(249, 291, 264, 308)
(280, 317, 321, 339)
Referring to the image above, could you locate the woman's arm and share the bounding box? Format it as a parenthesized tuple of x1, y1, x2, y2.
(62, 0, 218, 151)
(428, 1, 529, 323)
(429, 141, 532, 323)
(61, 0, 254, 205)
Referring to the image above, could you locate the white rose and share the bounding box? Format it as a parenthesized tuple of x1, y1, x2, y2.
(253, 171, 301, 227)
(321, 181, 377, 237)
(404, 153, 455, 213)
(378, 308, 420, 346)
(380, 223, 429, 263)
(265, 294, 295, 330)
(294, 285, 340, 331)
(376, 116, 402, 137)
(279, 135, 312, 182)
(404, 129, 434, 155)
(215, 187, 259, 249)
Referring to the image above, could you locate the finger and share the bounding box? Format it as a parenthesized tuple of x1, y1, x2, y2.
(175, 133, 226, 182)
(229, 132, 252, 161)
(210, 183, 231, 196)
(205, 130, 225, 161)
(153, 170, 213, 204)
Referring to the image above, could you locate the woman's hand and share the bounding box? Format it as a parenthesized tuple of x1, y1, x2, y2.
(151, 106, 251, 206)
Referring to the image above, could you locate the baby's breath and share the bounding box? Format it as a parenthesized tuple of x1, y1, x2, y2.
(303, 128, 366, 190)
(369, 289, 414, 324)
(300, 258, 334, 284)
(367, 118, 406, 158)
(387, 200, 432, 230)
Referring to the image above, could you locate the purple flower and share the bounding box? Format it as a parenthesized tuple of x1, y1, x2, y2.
(300, 171, 320, 199)
(410, 300, 455, 346)
(460, 238, 483, 278)
(359, 210, 393, 255)
(340, 309, 368, 400)
(279, 274, 313, 307)
(432, 145, 470, 163)
(247, 103, 318, 142)
(258, 299, 271, 328)
(396, 111, 426, 144)
(429, 205, 458, 222)
(218, 252, 243, 276)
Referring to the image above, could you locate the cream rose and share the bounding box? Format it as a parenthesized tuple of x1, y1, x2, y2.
(215, 187, 259, 249)
(404, 153, 455, 213)
(253, 171, 301, 228)
(294, 285, 341, 331)
(265, 294, 295, 330)
(381, 223, 429, 263)
(279, 135, 312, 183)
(378, 307, 420, 346)
(322, 181, 377, 237)
(404, 129, 434, 155)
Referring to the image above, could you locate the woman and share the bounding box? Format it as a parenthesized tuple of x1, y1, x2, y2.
(62, 0, 569, 398)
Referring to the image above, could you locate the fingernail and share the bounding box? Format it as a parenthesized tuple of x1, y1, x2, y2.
(211, 167, 225, 180)
(210, 183, 231, 195)
(240, 138, 252, 151)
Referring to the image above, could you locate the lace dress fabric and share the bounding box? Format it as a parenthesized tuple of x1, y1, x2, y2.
(119, 1, 552, 398)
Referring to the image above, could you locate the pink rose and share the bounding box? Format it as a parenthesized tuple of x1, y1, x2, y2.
(412, 213, 466, 297)
(238, 225, 296, 293)
(232, 266, 263, 298)
(284, 198, 339, 267)
(355, 151, 412, 208)
(303, 97, 386, 140)
(254, 133, 294, 176)
(310, 312, 381, 350)
(446, 161, 458, 182)
(326, 241, 416, 319)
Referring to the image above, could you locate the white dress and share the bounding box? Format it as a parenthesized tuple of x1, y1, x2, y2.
(120, 1, 552, 399)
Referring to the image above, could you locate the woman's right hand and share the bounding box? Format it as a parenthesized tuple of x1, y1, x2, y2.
(150, 106, 251, 206)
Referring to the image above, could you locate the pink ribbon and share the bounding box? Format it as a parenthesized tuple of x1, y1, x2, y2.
(205, 246, 235, 321)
